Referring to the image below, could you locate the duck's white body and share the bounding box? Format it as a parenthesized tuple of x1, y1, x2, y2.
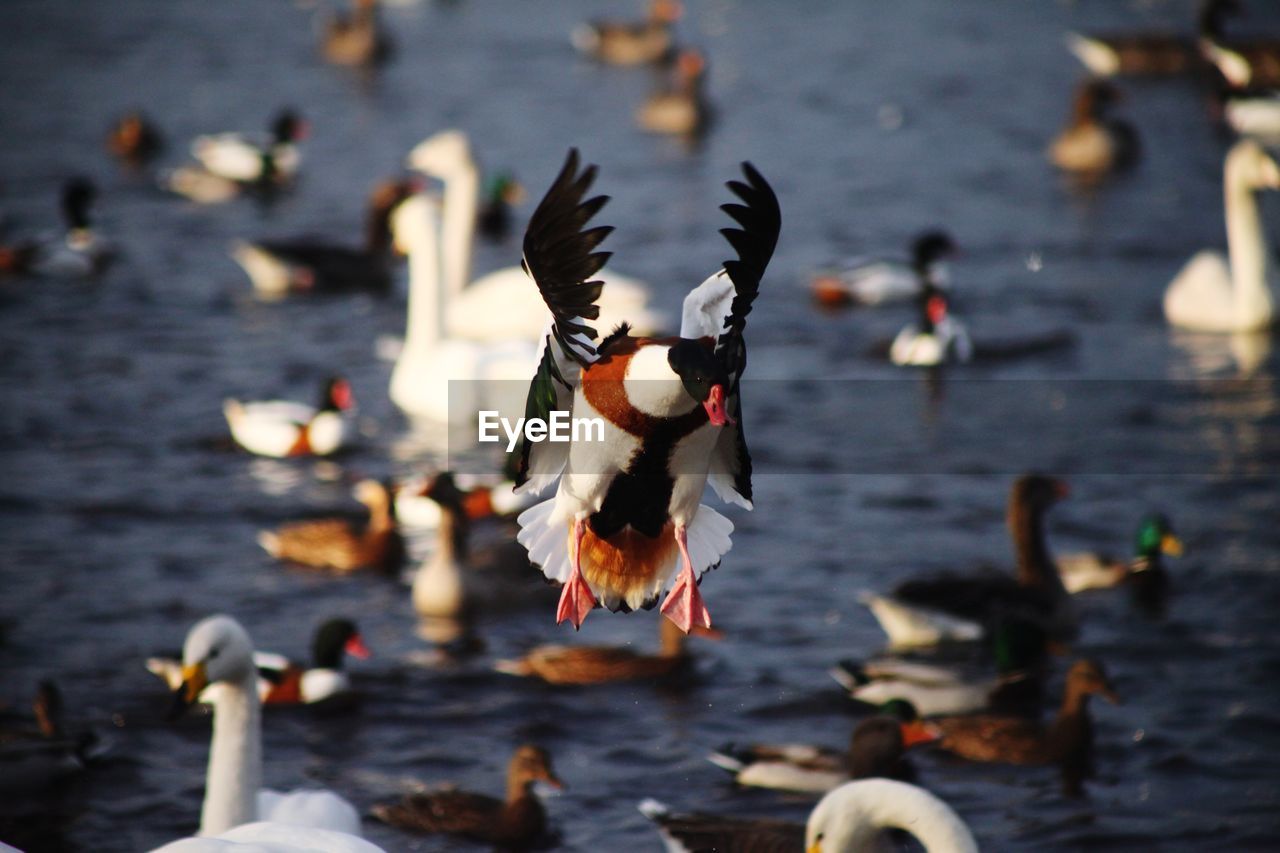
(1056, 552, 1129, 593)
(840, 671, 993, 717)
(1225, 94, 1280, 139)
(157, 616, 369, 847)
(706, 746, 846, 794)
(192, 135, 301, 184)
(395, 475, 533, 531)
(806, 779, 978, 853)
(148, 652, 351, 707)
(1166, 140, 1280, 332)
(223, 400, 353, 458)
(859, 592, 984, 648)
(162, 166, 242, 204)
(406, 131, 665, 342)
(388, 193, 536, 423)
(889, 316, 972, 367)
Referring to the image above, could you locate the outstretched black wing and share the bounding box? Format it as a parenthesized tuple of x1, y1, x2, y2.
(514, 149, 615, 491)
(714, 162, 781, 381)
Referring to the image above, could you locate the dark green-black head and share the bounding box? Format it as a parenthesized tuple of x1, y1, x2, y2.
(312, 617, 370, 669)
(61, 178, 97, 231)
(910, 229, 957, 271)
(271, 109, 308, 144)
(667, 338, 732, 425)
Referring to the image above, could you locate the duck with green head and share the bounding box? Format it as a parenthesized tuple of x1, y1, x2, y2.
(1057, 513, 1182, 594)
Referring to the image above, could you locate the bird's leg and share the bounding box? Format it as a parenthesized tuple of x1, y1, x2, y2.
(660, 523, 712, 633)
(556, 516, 596, 630)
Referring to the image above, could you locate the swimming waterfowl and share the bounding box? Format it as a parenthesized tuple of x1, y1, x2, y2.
(321, 0, 391, 67)
(888, 286, 972, 367)
(831, 619, 1049, 718)
(20, 178, 114, 278)
(935, 658, 1118, 796)
(405, 130, 664, 342)
(258, 479, 404, 574)
(155, 615, 376, 848)
(1064, 0, 1230, 77)
(477, 171, 525, 243)
(706, 702, 938, 794)
(1200, 0, 1280, 89)
(810, 230, 956, 309)
(1165, 139, 1280, 332)
(106, 111, 163, 165)
(1057, 513, 1182, 593)
(865, 475, 1076, 646)
(1048, 80, 1140, 179)
(640, 778, 977, 853)
(394, 472, 534, 531)
(146, 618, 371, 706)
(410, 476, 472, 620)
(371, 745, 562, 847)
(514, 150, 781, 632)
(223, 376, 356, 458)
(572, 0, 683, 66)
(190, 109, 307, 185)
(231, 179, 416, 299)
(0, 680, 102, 796)
(636, 48, 710, 137)
(494, 617, 719, 685)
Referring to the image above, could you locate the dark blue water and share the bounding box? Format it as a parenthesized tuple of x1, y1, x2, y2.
(1, 0, 1278, 850)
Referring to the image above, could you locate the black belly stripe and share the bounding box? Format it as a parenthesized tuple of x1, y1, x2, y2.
(590, 415, 704, 540)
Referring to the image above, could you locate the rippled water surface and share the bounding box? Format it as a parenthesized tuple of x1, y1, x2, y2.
(2, 0, 1279, 850)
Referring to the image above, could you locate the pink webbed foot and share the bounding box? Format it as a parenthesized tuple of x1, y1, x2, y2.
(660, 567, 712, 634)
(556, 571, 597, 630)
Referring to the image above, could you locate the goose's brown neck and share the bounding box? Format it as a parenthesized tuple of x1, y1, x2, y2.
(1008, 495, 1057, 590)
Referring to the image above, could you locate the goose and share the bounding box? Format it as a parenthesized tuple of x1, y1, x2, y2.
(494, 616, 720, 684)
(513, 150, 781, 632)
(864, 475, 1076, 647)
(1057, 513, 1182, 593)
(371, 744, 562, 846)
(190, 109, 307, 185)
(394, 472, 534, 531)
(1165, 139, 1280, 332)
(22, 178, 114, 278)
(888, 286, 972, 367)
(231, 179, 417, 299)
(257, 479, 405, 573)
(477, 171, 525, 242)
(636, 48, 710, 138)
(146, 618, 371, 706)
(1064, 0, 1230, 77)
(386, 189, 538, 423)
(152, 615, 379, 850)
(106, 111, 164, 165)
(321, 0, 391, 67)
(935, 658, 1118, 797)
(640, 777, 978, 853)
(831, 619, 1049, 718)
(809, 230, 956, 308)
(1048, 80, 1140, 179)
(405, 130, 664, 342)
(706, 703, 939, 794)
(572, 0, 683, 66)
(223, 376, 356, 458)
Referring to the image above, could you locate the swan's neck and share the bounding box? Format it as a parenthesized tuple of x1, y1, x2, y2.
(1225, 168, 1276, 328)
(201, 673, 262, 836)
(403, 211, 446, 353)
(440, 159, 480, 300)
(813, 780, 977, 853)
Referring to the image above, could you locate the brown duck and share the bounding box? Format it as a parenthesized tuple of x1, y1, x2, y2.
(493, 617, 720, 685)
(1048, 80, 1140, 180)
(257, 479, 404, 573)
(106, 111, 163, 165)
(636, 49, 710, 138)
(936, 659, 1118, 795)
(571, 0, 682, 66)
(321, 0, 391, 68)
(373, 745, 562, 847)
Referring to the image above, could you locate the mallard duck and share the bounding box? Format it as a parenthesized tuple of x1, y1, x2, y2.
(572, 0, 683, 66)
(1049, 80, 1140, 179)
(223, 376, 356, 458)
(258, 480, 404, 573)
(477, 172, 525, 243)
(155, 616, 377, 847)
(494, 617, 720, 685)
(810, 230, 956, 309)
(321, 0, 391, 67)
(641, 778, 978, 853)
(146, 617, 371, 706)
(1057, 513, 1182, 593)
(706, 701, 939, 794)
(372, 745, 562, 846)
(189, 109, 307, 185)
(936, 658, 1118, 796)
(863, 475, 1076, 647)
(513, 151, 780, 633)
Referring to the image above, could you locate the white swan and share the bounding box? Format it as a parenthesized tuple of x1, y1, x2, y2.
(1165, 139, 1280, 332)
(406, 130, 666, 341)
(387, 192, 535, 424)
(151, 615, 380, 852)
(807, 778, 978, 852)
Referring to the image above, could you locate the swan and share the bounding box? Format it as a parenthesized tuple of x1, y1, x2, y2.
(405, 130, 666, 341)
(640, 777, 977, 852)
(152, 615, 380, 852)
(1165, 139, 1280, 332)
(387, 190, 537, 424)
